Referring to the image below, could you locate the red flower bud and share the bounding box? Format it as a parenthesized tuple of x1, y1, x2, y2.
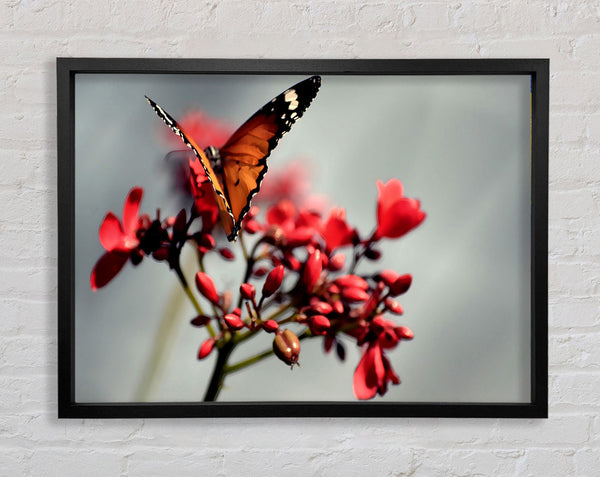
(197, 338, 215, 359)
(328, 283, 340, 294)
(221, 290, 232, 312)
(262, 320, 279, 333)
(395, 326, 414, 340)
(378, 269, 399, 286)
(262, 265, 284, 297)
(219, 248, 235, 260)
(385, 297, 404, 315)
(244, 219, 261, 234)
(303, 249, 322, 292)
(273, 329, 301, 366)
(198, 233, 215, 250)
(190, 315, 211, 327)
(328, 253, 345, 271)
(152, 246, 169, 261)
(254, 267, 268, 277)
(308, 315, 331, 335)
(195, 272, 219, 304)
(341, 287, 370, 302)
(332, 300, 344, 314)
(224, 313, 245, 330)
(283, 254, 301, 271)
(389, 274, 412, 296)
(310, 299, 333, 315)
(335, 274, 369, 290)
(240, 283, 256, 300)
(232, 307, 242, 316)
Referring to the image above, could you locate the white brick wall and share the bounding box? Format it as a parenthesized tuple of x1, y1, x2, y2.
(1, 0, 598, 475)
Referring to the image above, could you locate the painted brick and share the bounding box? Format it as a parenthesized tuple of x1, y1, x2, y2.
(0, 0, 599, 474)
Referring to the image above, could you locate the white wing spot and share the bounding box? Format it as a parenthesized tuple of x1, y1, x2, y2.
(284, 89, 298, 103)
(289, 100, 299, 110)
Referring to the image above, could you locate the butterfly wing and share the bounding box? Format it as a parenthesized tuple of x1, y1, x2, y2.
(145, 96, 236, 237)
(219, 76, 321, 240)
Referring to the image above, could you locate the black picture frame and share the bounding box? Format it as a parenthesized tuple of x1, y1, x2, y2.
(57, 58, 548, 418)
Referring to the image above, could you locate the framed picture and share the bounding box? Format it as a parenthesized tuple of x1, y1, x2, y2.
(57, 58, 548, 418)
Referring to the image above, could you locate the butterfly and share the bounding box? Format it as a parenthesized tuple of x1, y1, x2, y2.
(146, 75, 321, 241)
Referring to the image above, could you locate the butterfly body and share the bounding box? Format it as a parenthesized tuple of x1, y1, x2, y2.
(146, 75, 321, 241)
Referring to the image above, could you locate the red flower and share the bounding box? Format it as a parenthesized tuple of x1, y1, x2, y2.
(255, 160, 311, 206)
(320, 208, 356, 252)
(90, 187, 144, 291)
(353, 342, 400, 400)
(373, 179, 425, 240)
(163, 110, 232, 151)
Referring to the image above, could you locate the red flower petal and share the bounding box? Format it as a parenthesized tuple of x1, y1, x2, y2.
(90, 251, 130, 291)
(353, 343, 385, 400)
(122, 187, 143, 236)
(98, 212, 127, 252)
(374, 179, 425, 240)
(321, 207, 355, 252)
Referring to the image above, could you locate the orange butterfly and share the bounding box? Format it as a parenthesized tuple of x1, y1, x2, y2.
(146, 76, 321, 241)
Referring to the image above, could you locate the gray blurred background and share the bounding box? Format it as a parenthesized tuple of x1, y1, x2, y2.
(75, 73, 531, 403)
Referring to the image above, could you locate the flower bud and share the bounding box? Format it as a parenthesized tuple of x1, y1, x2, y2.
(335, 274, 369, 290)
(395, 326, 414, 340)
(328, 253, 345, 271)
(377, 269, 399, 286)
(283, 254, 301, 271)
(173, 208, 187, 240)
(332, 300, 344, 314)
(190, 315, 211, 327)
(273, 329, 301, 366)
(240, 283, 256, 300)
(385, 297, 404, 315)
(221, 290, 232, 312)
(198, 233, 215, 250)
(340, 287, 370, 302)
(224, 313, 245, 330)
(197, 338, 216, 360)
(328, 283, 340, 294)
(151, 246, 169, 262)
(262, 265, 284, 298)
(302, 249, 322, 292)
(253, 267, 268, 277)
(310, 298, 333, 315)
(231, 307, 242, 316)
(389, 274, 412, 296)
(308, 315, 331, 335)
(262, 320, 279, 333)
(219, 248, 235, 260)
(195, 272, 219, 304)
(244, 219, 261, 234)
